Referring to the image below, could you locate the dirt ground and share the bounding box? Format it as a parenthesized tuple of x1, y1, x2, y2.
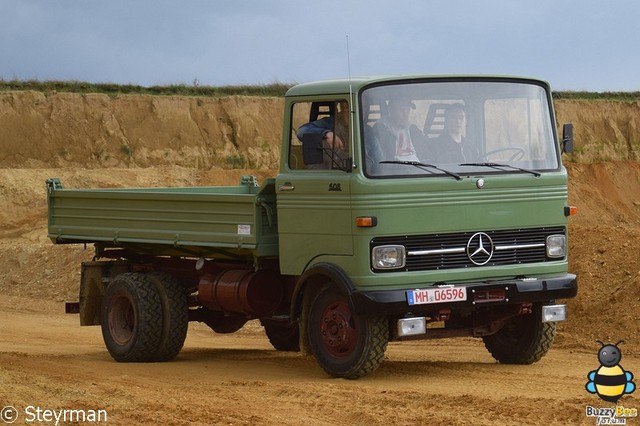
(1, 92, 639, 424)
(0, 162, 638, 425)
(2, 295, 635, 426)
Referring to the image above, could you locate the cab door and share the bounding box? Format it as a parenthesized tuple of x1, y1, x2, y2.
(276, 99, 354, 275)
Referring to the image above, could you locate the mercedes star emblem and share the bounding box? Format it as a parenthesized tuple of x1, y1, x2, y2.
(466, 232, 494, 266)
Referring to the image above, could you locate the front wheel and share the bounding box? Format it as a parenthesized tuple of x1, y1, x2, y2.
(307, 286, 388, 379)
(482, 303, 556, 364)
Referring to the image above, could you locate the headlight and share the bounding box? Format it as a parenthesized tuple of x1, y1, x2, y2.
(372, 245, 406, 270)
(546, 235, 566, 258)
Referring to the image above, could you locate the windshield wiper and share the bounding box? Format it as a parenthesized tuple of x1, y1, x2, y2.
(380, 160, 462, 181)
(459, 162, 541, 177)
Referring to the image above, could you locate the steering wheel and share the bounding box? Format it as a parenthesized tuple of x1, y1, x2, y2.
(484, 147, 525, 162)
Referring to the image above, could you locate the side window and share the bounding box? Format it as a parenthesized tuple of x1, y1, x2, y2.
(289, 102, 311, 170)
(289, 100, 350, 171)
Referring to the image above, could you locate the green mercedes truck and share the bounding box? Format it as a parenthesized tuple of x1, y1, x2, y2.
(47, 75, 577, 379)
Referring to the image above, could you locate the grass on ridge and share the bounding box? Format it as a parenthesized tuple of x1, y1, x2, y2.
(0, 79, 292, 97)
(1, 79, 640, 101)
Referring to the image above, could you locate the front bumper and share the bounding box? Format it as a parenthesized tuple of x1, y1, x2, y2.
(350, 274, 577, 316)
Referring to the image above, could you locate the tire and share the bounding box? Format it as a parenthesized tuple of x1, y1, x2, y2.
(482, 303, 556, 364)
(261, 319, 300, 352)
(101, 273, 164, 362)
(147, 272, 188, 361)
(307, 285, 388, 379)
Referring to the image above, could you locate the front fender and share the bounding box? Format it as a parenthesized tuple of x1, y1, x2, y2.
(290, 262, 357, 321)
(290, 262, 359, 356)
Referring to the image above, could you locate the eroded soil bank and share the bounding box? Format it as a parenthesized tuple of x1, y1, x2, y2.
(1, 92, 639, 169)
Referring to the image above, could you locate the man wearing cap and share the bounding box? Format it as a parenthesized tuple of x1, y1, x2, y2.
(367, 98, 426, 169)
(432, 103, 479, 163)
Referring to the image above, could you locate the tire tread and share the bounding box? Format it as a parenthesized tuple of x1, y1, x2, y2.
(147, 272, 189, 361)
(101, 273, 163, 362)
(261, 319, 301, 352)
(483, 305, 556, 365)
(307, 286, 389, 379)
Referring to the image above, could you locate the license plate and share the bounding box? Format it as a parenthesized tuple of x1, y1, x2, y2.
(407, 287, 467, 305)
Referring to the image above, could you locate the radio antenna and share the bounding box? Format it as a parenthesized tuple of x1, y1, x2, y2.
(346, 35, 356, 169)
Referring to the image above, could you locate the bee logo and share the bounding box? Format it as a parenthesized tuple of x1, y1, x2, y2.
(585, 340, 636, 403)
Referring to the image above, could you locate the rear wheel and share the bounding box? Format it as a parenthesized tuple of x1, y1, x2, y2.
(482, 303, 556, 364)
(101, 273, 164, 362)
(147, 272, 188, 361)
(307, 285, 388, 379)
(261, 319, 300, 352)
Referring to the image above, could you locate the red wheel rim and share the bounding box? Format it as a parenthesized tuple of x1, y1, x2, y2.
(108, 293, 135, 345)
(319, 299, 357, 358)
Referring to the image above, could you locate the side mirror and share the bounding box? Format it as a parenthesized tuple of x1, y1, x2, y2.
(301, 133, 325, 165)
(562, 123, 574, 154)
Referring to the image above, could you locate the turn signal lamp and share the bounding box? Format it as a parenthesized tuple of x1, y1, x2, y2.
(356, 216, 377, 227)
(564, 206, 578, 216)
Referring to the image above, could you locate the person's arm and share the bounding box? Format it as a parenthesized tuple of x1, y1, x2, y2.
(296, 117, 333, 141)
(297, 117, 345, 150)
(321, 131, 344, 150)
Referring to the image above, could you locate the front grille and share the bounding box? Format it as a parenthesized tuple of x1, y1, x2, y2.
(371, 227, 565, 272)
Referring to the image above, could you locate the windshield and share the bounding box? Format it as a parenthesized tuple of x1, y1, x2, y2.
(361, 80, 558, 178)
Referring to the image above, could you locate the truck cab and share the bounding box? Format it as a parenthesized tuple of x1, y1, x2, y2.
(276, 75, 576, 377)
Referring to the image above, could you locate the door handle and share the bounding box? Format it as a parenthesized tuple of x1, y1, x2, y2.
(279, 183, 295, 191)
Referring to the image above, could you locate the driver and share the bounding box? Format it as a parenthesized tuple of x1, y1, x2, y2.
(372, 98, 425, 162)
(432, 103, 479, 163)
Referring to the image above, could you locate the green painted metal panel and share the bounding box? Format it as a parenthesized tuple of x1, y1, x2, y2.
(285, 75, 550, 98)
(347, 172, 571, 290)
(47, 178, 279, 258)
(285, 170, 571, 291)
(275, 172, 353, 275)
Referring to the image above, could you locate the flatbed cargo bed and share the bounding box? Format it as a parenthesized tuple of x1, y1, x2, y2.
(46, 176, 278, 258)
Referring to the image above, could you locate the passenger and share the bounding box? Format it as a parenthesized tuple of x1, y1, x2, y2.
(296, 100, 349, 169)
(432, 103, 479, 163)
(368, 98, 426, 167)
